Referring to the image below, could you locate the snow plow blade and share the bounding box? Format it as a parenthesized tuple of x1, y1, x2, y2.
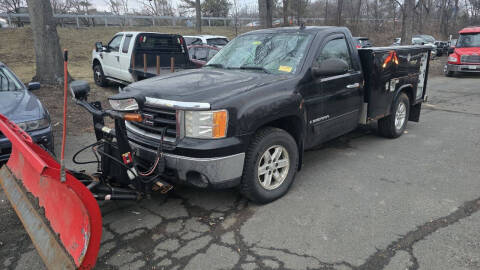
(0, 114, 102, 270)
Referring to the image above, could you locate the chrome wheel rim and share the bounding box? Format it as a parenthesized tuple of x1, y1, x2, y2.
(257, 145, 290, 190)
(395, 101, 407, 130)
(94, 68, 101, 83)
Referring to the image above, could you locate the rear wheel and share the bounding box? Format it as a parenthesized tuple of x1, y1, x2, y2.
(378, 93, 410, 138)
(93, 64, 108, 87)
(240, 127, 299, 204)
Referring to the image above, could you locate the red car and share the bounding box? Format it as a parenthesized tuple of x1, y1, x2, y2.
(445, 26, 480, 76)
(187, 45, 220, 67)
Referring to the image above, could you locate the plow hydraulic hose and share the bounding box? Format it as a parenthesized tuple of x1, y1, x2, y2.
(61, 49, 68, 182)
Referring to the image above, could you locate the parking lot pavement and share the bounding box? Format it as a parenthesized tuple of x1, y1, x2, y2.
(1, 75, 479, 270)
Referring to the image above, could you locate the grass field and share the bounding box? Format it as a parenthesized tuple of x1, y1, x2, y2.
(0, 26, 245, 139)
(0, 26, 244, 82)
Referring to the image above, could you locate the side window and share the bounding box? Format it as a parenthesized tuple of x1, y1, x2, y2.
(108, 35, 123, 52)
(315, 37, 352, 69)
(192, 38, 203, 45)
(196, 47, 208, 61)
(184, 37, 193, 46)
(122, 35, 132, 53)
(207, 49, 219, 61)
(0, 67, 22, 91)
(189, 47, 197, 59)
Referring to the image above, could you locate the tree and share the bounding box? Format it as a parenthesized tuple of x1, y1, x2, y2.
(139, 0, 174, 16)
(104, 0, 129, 15)
(231, 0, 240, 35)
(179, 0, 202, 33)
(195, 0, 201, 32)
(258, 0, 273, 27)
(0, 0, 25, 13)
(394, 0, 414, 45)
(336, 0, 343, 25)
(50, 0, 73, 14)
(70, 0, 91, 14)
(283, 0, 289, 26)
(68, 0, 93, 25)
(26, 0, 65, 84)
(202, 0, 231, 17)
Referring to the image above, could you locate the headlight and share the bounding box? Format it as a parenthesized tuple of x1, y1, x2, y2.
(448, 55, 458, 62)
(109, 98, 138, 111)
(185, 110, 228, 139)
(16, 118, 50, 132)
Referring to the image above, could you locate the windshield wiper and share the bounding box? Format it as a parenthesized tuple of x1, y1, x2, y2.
(204, 63, 224, 69)
(239, 65, 271, 73)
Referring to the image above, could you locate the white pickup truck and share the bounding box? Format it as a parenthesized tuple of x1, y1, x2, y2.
(91, 31, 194, 86)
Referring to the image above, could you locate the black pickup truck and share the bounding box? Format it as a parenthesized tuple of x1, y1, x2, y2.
(107, 26, 430, 203)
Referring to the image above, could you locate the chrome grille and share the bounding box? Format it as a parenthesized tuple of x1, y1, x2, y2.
(461, 55, 480, 63)
(128, 105, 177, 142)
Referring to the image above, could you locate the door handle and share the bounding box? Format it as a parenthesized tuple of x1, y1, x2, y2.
(346, 83, 360, 89)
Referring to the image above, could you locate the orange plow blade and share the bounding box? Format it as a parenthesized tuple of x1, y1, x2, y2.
(0, 114, 102, 269)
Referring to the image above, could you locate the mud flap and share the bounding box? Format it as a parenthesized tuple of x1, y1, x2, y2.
(0, 114, 102, 269)
(409, 103, 422, 122)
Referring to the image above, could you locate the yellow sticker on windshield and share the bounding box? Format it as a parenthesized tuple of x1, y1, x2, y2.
(252, 41, 261, 45)
(278, 66, 292, 73)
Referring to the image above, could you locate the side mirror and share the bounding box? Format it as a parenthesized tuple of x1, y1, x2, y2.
(312, 58, 349, 78)
(95, 42, 103, 52)
(27, 82, 41, 91)
(69, 80, 90, 101)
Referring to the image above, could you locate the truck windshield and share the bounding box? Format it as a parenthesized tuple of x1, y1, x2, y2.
(0, 67, 22, 91)
(207, 32, 314, 74)
(457, 33, 480, 48)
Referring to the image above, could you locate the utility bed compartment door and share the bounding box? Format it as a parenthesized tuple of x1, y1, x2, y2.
(358, 47, 430, 120)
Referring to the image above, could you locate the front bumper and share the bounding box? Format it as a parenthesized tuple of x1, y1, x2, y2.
(0, 127, 54, 162)
(130, 141, 245, 189)
(446, 63, 480, 73)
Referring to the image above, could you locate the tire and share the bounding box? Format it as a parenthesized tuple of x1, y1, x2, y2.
(378, 93, 410, 138)
(93, 64, 108, 87)
(240, 127, 299, 204)
(444, 64, 454, 77)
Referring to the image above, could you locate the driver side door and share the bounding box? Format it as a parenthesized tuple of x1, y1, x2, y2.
(304, 34, 364, 146)
(102, 34, 124, 78)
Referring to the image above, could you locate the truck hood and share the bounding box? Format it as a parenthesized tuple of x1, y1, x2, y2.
(454, 47, 480, 55)
(122, 68, 290, 105)
(0, 91, 45, 122)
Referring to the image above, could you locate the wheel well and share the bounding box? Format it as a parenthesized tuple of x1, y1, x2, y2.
(92, 59, 101, 69)
(399, 86, 414, 105)
(256, 115, 304, 170)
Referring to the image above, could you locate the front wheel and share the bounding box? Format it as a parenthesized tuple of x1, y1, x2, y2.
(378, 93, 410, 138)
(93, 64, 108, 87)
(444, 64, 454, 77)
(240, 127, 299, 204)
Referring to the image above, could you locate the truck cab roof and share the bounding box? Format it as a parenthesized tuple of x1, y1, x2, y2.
(459, 27, 480, 34)
(241, 26, 350, 36)
(112, 31, 183, 37)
